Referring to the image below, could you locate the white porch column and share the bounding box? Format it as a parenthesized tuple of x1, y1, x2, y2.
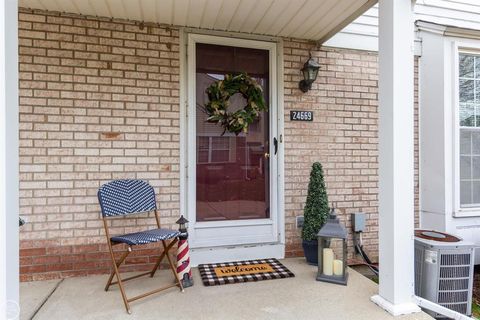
(1, 0, 19, 318)
(370, 0, 420, 316)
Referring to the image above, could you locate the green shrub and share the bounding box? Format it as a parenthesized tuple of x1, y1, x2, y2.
(301, 162, 329, 241)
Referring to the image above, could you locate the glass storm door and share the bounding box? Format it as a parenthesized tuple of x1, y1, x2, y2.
(187, 34, 279, 249)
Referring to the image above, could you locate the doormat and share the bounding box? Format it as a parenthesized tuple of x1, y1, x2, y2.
(198, 258, 294, 286)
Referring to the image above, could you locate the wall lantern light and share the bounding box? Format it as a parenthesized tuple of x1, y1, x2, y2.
(299, 54, 320, 93)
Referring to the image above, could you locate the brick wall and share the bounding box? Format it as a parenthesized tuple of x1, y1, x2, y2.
(283, 41, 380, 261)
(18, 8, 419, 280)
(282, 40, 420, 262)
(18, 9, 181, 280)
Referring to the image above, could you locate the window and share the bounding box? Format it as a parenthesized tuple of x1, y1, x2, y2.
(458, 52, 480, 208)
(197, 136, 234, 164)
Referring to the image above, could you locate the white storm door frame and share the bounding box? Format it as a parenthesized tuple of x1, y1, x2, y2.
(186, 33, 280, 249)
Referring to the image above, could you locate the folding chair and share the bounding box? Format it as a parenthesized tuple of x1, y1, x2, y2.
(97, 179, 184, 314)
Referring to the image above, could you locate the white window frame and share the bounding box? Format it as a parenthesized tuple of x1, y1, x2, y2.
(196, 136, 235, 164)
(453, 41, 480, 217)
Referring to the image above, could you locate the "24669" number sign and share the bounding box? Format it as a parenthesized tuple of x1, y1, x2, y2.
(290, 110, 313, 121)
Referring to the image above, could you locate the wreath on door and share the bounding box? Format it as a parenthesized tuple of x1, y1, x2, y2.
(204, 73, 267, 135)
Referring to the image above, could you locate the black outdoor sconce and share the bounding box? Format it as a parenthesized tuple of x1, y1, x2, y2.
(299, 54, 320, 93)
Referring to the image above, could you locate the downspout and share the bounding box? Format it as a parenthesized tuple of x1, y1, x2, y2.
(414, 296, 472, 320)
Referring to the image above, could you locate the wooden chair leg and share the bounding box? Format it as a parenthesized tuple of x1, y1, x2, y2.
(150, 238, 177, 278)
(103, 237, 183, 313)
(107, 244, 131, 314)
(105, 247, 131, 291)
(162, 240, 184, 292)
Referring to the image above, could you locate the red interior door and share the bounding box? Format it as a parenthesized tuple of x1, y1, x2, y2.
(195, 43, 270, 222)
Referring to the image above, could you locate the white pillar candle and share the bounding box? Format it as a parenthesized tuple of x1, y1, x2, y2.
(323, 248, 334, 276)
(333, 259, 343, 276)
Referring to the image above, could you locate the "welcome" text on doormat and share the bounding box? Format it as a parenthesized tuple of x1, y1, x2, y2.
(214, 263, 274, 277)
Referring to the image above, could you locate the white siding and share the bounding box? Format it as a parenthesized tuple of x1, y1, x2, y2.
(325, 0, 480, 51)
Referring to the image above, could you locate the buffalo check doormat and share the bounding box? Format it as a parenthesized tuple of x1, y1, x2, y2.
(198, 258, 295, 286)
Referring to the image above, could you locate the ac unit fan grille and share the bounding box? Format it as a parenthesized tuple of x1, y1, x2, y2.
(440, 253, 471, 266)
(439, 303, 468, 315)
(437, 253, 472, 316)
(438, 291, 469, 303)
(439, 266, 470, 278)
(439, 278, 470, 291)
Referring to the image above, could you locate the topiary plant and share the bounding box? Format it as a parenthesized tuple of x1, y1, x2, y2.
(302, 162, 329, 241)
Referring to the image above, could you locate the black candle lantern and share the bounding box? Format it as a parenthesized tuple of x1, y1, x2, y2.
(316, 207, 348, 285)
(175, 215, 189, 235)
(299, 54, 320, 93)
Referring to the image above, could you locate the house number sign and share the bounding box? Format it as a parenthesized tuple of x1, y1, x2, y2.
(290, 110, 313, 121)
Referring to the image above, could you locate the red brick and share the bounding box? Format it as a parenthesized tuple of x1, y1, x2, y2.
(48, 263, 74, 272)
(71, 244, 99, 254)
(20, 248, 46, 257)
(21, 265, 47, 274)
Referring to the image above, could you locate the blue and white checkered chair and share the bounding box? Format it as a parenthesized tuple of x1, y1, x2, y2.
(98, 179, 184, 314)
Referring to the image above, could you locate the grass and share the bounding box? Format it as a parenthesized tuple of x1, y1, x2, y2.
(472, 301, 480, 319)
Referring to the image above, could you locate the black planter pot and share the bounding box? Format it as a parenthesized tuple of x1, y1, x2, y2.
(302, 240, 318, 265)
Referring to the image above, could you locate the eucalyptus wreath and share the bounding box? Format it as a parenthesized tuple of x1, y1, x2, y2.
(204, 73, 267, 135)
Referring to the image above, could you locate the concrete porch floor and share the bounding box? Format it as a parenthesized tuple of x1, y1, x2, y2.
(20, 258, 432, 320)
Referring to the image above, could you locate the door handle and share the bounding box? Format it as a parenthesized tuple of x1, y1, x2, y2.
(273, 137, 278, 155)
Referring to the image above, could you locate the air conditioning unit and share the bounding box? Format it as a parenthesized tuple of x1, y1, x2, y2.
(414, 229, 475, 318)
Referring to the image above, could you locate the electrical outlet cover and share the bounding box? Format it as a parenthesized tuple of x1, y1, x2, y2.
(296, 216, 304, 229)
(351, 212, 365, 232)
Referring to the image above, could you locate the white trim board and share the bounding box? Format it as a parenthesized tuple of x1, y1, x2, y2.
(190, 244, 285, 266)
(324, 32, 379, 52)
(324, 33, 423, 56)
(1, 0, 19, 317)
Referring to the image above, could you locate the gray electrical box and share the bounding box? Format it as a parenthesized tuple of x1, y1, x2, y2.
(351, 212, 365, 232)
(296, 216, 304, 229)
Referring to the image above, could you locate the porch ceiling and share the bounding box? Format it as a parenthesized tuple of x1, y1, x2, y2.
(18, 0, 377, 43)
